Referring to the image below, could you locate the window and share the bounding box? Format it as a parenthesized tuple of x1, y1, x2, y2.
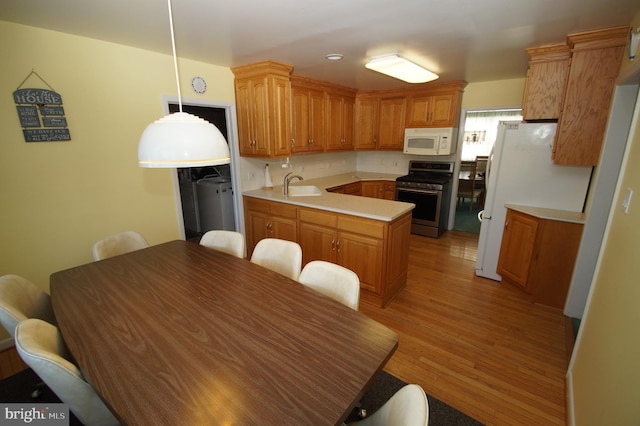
(461, 109, 522, 160)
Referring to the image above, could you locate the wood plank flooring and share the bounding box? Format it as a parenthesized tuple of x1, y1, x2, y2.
(359, 231, 567, 426)
(2, 231, 567, 425)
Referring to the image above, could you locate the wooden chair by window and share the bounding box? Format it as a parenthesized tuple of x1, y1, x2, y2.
(475, 156, 489, 208)
(458, 161, 482, 212)
(475, 156, 488, 175)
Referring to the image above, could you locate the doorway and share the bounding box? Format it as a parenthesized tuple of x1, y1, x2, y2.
(452, 108, 522, 235)
(166, 100, 239, 241)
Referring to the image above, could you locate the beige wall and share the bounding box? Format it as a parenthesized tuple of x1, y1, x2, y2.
(0, 21, 530, 345)
(568, 10, 640, 425)
(0, 21, 234, 326)
(462, 78, 526, 109)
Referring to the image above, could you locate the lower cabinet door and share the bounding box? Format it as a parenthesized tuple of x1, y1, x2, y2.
(497, 210, 539, 291)
(337, 231, 384, 294)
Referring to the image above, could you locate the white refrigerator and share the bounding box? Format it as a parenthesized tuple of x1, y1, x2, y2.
(475, 122, 593, 281)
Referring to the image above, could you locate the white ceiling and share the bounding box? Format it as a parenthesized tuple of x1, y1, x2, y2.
(0, 0, 637, 90)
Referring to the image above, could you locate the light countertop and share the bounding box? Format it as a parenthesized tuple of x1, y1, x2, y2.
(505, 204, 586, 224)
(243, 172, 414, 222)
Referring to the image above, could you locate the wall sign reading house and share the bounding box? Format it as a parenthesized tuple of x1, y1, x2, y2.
(14, 88, 71, 142)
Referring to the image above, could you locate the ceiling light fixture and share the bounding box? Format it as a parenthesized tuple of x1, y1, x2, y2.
(365, 54, 438, 83)
(137, 0, 230, 168)
(325, 53, 344, 61)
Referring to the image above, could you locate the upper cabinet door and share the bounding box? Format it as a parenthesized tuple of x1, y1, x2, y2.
(522, 44, 571, 121)
(552, 27, 627, 166)
(354, 96, 379, 150)
(405, 85, 463, 128)
(232, 61, 293, 158)
(291, 83, 325, 153)
(377, 97, 406, 150)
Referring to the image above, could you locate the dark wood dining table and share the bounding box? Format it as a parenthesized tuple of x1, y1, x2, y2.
(50, 240, 398, 425)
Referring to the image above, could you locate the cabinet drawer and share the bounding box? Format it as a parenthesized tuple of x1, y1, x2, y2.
(299, 208, 338, 227)
(337, 215, 385, 239)
(244, 197, 270, 213)
(270, 201, 297, 219)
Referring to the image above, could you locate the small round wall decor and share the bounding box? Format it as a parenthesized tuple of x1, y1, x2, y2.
(191, 76, 207, 94)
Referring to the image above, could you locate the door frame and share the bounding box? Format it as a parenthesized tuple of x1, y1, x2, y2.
(162, 95, 243, 240)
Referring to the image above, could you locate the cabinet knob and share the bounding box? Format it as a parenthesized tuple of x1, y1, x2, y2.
(331, 239, 336, 251)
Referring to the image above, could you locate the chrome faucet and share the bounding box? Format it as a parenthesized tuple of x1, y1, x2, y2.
(283, 172, 303, 196)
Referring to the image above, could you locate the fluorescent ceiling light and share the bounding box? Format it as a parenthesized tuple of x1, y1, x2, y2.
(365, 54, 438, 83)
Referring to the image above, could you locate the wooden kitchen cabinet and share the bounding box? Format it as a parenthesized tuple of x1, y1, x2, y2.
(298, 207, 411, 306)
(360, 181, 396, 199)
(522, 44, 571, 121)
(243, 197, 298, 257)
(405, 82, 465, 128)
(552, 26, 627, 166)
(406, 93, 456, 128)
(232, 61, 293, 157)
(354, 94, 406, 151)
(354, 95, 379, 149)
(497, 210, 539, 291)
(290, 77, 325, 153)
(326, 182, 362, 195)
(355, 83, 466, 150)
(497, 208, 584, 309)
(377, 96, 406, 150)
(383, 182, 396, 200)
(360, 181, 385, 199)
(325, 89, 355, 151)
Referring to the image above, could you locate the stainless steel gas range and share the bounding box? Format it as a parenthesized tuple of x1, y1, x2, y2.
(395, 160, 455, 238)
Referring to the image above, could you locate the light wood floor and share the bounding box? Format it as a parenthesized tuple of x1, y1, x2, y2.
(1, 231, 567, 425)
(359, 231, 568, 426)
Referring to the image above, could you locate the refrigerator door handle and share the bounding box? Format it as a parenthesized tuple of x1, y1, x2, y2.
(478, 210, 490, 221)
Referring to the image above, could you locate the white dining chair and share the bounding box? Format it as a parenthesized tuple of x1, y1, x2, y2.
(199, 230, 245, 258)
(15, 319, 120, 426)
(0, 274, 55, 337)
(298, 261, 360, 310)
(92, 230, 149, 261)
(346, 384, 429, 426)
(250, 238, 302, 280)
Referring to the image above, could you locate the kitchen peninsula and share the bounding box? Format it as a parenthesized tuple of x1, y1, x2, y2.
(243, 172, 414, 307)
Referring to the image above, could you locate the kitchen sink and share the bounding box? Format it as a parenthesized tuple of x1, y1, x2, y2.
(287, 185, 322, 196)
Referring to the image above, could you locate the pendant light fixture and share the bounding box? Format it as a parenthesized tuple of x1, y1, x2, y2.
(365, 54, 438, 84)
(138, 0, 230, 168)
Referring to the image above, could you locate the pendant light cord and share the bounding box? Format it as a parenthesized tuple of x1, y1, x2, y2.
(167, 0, 183, 113)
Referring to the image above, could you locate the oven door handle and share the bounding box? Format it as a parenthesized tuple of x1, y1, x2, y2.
(396, 188, 440, 196)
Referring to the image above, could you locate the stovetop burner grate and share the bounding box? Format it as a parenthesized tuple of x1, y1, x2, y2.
(396, 160, 455, 188)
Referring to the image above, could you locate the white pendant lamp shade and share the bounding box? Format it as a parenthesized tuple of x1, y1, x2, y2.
(138, 112, 230, 168)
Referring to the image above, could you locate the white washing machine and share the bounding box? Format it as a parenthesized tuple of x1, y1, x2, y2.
(196, 176, 235, 232)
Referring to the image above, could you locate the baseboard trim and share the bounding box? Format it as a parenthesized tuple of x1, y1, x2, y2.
(0, 337, 15, 352)
(566, 370, 575, 426)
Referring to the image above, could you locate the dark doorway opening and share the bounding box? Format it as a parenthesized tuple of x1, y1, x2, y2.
(169, 103, 235, 240)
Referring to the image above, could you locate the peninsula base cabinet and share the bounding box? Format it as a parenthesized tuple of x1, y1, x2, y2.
(497, 208, 584, 309)
(243, 196, 412, 307)
(298, 208, 412, 307)
(243, 197, 298, 256)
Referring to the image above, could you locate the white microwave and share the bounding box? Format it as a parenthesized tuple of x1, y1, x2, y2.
(403, 127, 458, 156)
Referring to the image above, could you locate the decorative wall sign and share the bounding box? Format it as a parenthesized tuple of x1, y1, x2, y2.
(13, 70, 71, 142)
